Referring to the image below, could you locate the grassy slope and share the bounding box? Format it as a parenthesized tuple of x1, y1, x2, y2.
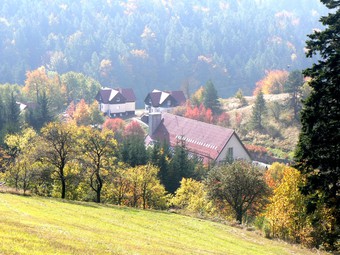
(0, 193, 323, 255)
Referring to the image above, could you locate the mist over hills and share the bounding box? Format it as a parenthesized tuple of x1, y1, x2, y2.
(0, 0, 327, 104)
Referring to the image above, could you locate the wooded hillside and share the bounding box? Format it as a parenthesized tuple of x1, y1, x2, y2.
(0, 0, 326, 104)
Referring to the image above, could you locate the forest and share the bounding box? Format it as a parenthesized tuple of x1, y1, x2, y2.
(0, 0, 327, 105)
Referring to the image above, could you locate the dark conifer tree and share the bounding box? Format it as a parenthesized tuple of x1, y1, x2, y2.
(295, 1, 340, 250)
(166, 139, 195, 193)
(250, 90, 267, 131)
(285, 70, 304, 120)
(203, 80, 221, 115)
(5, 92, 21, 134)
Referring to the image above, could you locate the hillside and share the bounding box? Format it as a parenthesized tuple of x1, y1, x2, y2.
(0, 192, 325, 255)
(0, 0, 327, 102)
(220, 93, 300, 162)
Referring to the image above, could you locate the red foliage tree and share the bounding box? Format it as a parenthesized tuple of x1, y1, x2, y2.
(124, 120, 145, 137)
(103, 118, 125, 132)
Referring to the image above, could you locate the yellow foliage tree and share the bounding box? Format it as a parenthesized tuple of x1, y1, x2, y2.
(254, 70, 289, 95)
(265, 164, 310, 243)
(171, 178, 214, 216)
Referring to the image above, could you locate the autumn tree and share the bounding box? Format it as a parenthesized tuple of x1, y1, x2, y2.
(80, 127, 117, 203)
(73, 99, 91, 126)
(295, 1, 340, 250)
(254, 70, 289, 95)
(190, 86, 204, 107)
(88, 101, 104, 126)
(250, 90, 267, 130)
(23, 67, 65, 113)
(39, 122, 77, 199)
(3, 128, 37, 192)
(171, 178, 213, 216)
(60, 72, 101, 104)
(113, 164, 168, 209)
(102, 118, 126, 142)
(265, 164, 309, 243)
(206, 160, 269, 224)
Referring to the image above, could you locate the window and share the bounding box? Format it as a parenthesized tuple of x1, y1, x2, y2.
(227, 147, 233, 162)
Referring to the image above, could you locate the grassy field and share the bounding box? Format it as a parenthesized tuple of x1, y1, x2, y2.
(0, 192, 324, 255)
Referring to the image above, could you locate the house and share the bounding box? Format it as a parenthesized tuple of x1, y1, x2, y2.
(144, 89, 186, 113)
(145, 112, 251, 164)
(95, 88, 136, 117)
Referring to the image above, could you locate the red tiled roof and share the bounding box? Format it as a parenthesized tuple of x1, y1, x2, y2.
(150, 113, 235, 163)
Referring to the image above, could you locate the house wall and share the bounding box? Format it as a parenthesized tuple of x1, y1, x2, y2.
(216, 134, 251, 162)
(145, 106, 174, 113)
(125, 102, 135, 112)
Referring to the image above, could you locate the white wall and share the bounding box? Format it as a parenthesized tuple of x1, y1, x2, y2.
(216, 134, 251, 162)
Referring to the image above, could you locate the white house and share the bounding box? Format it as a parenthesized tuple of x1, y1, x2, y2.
(144, 89, 186, 113)
(95, 88, 136, 117)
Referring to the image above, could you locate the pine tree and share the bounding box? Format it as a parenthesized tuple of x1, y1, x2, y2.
(203, 80, 221, 115)
(6, 92, 21, 134)
(285, 70, 304, 120)
(250, 90, 267, 130)
(167, 139, 195, 193)
(37, 91, 53, 129)
(295, 1, 340, 251)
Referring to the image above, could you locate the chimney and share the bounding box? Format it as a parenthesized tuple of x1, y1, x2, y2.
(149, 112, 162, 136)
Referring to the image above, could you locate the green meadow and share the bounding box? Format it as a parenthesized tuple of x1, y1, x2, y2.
(0, 193, 323, 255)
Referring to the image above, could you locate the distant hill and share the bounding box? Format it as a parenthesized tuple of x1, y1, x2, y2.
(0, 192, 325, 255)
(0, 0, 327, 105)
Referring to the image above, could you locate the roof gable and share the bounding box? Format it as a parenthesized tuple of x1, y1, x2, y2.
(96, 88, 136, 104)
(145, 89, 186, 107)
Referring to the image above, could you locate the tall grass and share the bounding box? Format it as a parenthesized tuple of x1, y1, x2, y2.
(0, 193, 324, 255)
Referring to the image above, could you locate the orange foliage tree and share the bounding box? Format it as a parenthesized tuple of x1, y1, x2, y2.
(23, 66, 65, 112)
(73, 99, 91, 126)
(184, 104, 213, 124)
(102, 118, 126, 142)
(254, 70, 289, 95)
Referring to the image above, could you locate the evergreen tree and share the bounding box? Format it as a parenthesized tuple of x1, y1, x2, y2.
(5, 92, 21, 134)
(285, 70, 304, 120)
(25, 91, 53, 130)
(0, 97, 5, 132)
(203, 80, 221, 115)
(167, 139, 195, 193)
(295, 1, 340, 251)
(250, 90, 267, 130)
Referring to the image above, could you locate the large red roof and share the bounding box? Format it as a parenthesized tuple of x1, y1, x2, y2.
(149, 113, 235, 163)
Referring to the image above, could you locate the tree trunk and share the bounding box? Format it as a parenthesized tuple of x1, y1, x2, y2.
(236, 210, 243, 224)
(61, 175, 66, 199)
(96, 189, 101, 203)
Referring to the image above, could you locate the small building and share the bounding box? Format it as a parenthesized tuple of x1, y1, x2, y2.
(95, 88, 136, 118)
(144, 89, 186, 113)
(145, 112, 251, 165)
